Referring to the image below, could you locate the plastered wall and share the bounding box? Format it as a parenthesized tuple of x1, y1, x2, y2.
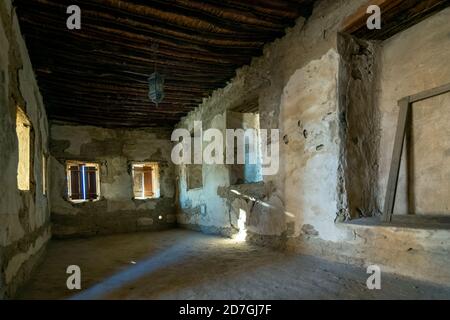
(174, 1, 450, 283)
(377, 7, 450, 216)
(49, 124, 177, 238)
(1, 0, 448, 295)
(175, 0, 367, 238)
(0, 1, 51, 298)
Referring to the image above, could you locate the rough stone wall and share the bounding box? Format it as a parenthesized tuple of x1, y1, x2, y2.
(49, 124, 176, 238)
(0, 1, 51, 298)
(338, 34, 381, 219)
(377, 7, 450, 216)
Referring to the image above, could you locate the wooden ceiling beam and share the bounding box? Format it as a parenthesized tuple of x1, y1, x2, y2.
(341, 0, 450, 40)
(18, 24, 255, 65)
(37, 76, 222, 95)
(14, 0, 316, 127)
(49, 114, 179, 127)
(47, 103, 192, 116)
(17, 0, 284, 46)
(91, 0, 288, 32)
(48, 107, 186, 120)
(22, 37, 242, 74)
(40, 90, 202, 107)
(189, 0, 307, 20)
(17, 12, 264, 55)
(34, 65, 234, 87)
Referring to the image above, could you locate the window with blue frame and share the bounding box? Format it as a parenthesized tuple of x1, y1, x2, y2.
(67, 161, 100, 202)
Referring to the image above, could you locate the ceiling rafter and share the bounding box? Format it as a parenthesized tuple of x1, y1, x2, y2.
(14, 0, 315, 127)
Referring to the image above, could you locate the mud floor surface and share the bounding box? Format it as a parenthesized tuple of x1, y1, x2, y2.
(18, 229, 450, 300)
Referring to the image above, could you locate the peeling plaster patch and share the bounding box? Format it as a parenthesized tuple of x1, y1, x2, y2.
(5, 228, 50, 284)
(301, 224, 319, 236)
(51, 126, 92, 155)
(280, 49, 342, 241)
(136, 201, 157, 211)
(0, 215, 25, 246)
(107, 200, 136, 213)
(137, 218, 153, 227)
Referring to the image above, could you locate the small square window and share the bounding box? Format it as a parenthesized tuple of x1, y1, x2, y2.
(186, 132, 203, 190)
(132, 162, 160, 199)
(66, 161, 100, 202)
(227, 110, 263, 185)
(187, 164, 203, 190)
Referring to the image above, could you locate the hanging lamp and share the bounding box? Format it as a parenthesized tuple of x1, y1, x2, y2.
(148, 43, 165, 106)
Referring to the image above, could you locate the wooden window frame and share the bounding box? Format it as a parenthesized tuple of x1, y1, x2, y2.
(66, 161, 100, 203)
(383, 83, 450, 222)
(131, 162, 160, 199)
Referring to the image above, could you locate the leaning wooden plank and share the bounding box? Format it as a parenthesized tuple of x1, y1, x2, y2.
(383, 97, 410, 222)
(408, 83, 450, 103)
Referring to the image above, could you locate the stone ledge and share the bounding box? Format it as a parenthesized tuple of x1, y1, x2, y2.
(246, 217, 450, 285)
(343, 215, 450, 231)
(296, 219, 450, 285)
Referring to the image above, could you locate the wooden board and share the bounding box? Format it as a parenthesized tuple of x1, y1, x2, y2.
(383, 83, 450, 222)
(383, 97, 410, 222)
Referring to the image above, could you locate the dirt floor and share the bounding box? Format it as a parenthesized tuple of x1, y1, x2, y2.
(18, 229, 450, 300)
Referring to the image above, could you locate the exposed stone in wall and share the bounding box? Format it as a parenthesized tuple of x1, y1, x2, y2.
(49, 124, 176, 238)
(0, 0, 50, 298)
(338, 33, 381, 219)
(51, 198, 175, 238)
